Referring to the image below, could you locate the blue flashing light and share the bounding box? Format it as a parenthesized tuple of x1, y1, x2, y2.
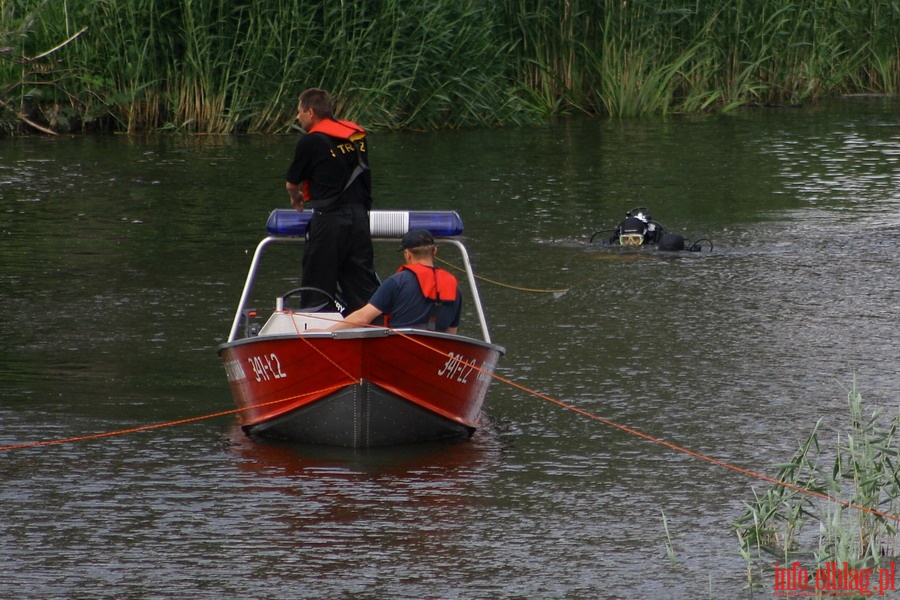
(265, 209, 464, 238)
(401, 211, 464, 237)
(266, 209, 312, 236)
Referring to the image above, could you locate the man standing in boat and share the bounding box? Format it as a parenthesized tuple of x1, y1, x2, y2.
(328, 229, 462, 334)
(285, 88, 380, 315)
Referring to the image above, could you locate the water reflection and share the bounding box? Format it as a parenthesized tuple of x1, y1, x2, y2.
(225, 423, 502, 480)
(1, 97, 898, 599)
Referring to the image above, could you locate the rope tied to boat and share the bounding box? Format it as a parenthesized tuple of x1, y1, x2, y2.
(284, 310, 363, 385)
(4, 322, 897, 525)
(0, 383, 351, 452)
(435, 256, 599, 295)
(382, 329, 900, 525)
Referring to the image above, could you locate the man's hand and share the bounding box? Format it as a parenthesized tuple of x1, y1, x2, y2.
(286, 181, 303, 211)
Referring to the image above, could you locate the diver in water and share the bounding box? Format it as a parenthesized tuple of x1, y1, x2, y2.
(614, 208, 664, 246)
(590, 207, 713, 252)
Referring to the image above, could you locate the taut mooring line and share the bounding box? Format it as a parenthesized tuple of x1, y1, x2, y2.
(436, 256, 600, 295)
(479, 365, 900, 523)
(5, 324, 895, 525)
(0, 383, 349, 452)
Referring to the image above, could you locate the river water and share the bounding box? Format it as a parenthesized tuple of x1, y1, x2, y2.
(1, 97, 898, 599)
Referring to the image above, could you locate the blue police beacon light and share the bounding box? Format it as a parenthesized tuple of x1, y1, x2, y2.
(265, 209, 464, 238)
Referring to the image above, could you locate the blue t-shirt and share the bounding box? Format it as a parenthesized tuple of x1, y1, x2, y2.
(369, 269, 462, 331)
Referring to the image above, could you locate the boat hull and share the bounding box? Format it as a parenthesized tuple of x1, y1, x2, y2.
(218, 329, 503, 448)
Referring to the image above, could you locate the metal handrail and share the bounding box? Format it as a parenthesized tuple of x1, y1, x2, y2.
(226, 235, 492, 344)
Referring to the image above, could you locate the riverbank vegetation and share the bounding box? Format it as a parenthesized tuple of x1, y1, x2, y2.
(734, 381, 900, 592)
(1, 0, 898, 134)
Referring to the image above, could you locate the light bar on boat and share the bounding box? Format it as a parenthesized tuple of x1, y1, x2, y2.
(265, 209, 464, 238)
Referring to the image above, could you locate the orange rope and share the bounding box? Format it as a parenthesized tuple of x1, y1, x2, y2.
(389, 331, 900, 523)
(4, 323, 897, 524)
(283, 311, 363, 384)
(0, 383, 349, 452)
(483, 369, 900, 523)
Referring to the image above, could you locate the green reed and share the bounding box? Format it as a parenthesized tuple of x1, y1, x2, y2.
(734, 381, 900, 589)
(661, 509, 680, 568)
(1, 0, 897, 133)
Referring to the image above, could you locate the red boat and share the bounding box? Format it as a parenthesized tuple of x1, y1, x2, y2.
(218, 209, 505, 447)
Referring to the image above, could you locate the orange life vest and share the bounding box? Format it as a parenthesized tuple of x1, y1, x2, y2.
(382, 263, 458, 330)
(306, 118, 366, 141)
(302, 119, 368, 204)
(398, 263, 458, 302)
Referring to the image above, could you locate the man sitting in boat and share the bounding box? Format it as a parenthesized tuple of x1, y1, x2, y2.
(327, 229, 462, 334)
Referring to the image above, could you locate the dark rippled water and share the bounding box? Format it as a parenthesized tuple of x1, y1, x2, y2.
(1, 97, 898, 599)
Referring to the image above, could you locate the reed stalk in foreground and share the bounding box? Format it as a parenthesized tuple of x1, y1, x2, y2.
(734, 380, 900, 590)
(661, 510, 680, 568)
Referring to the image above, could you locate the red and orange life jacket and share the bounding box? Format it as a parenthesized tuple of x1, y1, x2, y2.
(301, 119, 368, 204)
(382, 263, 458, 329)
(398, 263, 458, 302)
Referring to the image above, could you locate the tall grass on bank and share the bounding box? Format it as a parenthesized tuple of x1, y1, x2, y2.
(0, 1, 88, 134)
(1, 0, 898, 134)
(734, 381, 900, 590)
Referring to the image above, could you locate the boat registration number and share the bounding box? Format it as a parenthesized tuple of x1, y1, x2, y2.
(437, 352, 480, 384)
(247, 353, 287, 382)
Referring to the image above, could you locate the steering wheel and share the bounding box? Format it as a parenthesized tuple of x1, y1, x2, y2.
(280, 287, 340, 313)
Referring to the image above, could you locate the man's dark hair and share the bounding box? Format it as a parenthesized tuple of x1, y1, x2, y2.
(299, 88, 334, 119)
(408, 245, 436, 259)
